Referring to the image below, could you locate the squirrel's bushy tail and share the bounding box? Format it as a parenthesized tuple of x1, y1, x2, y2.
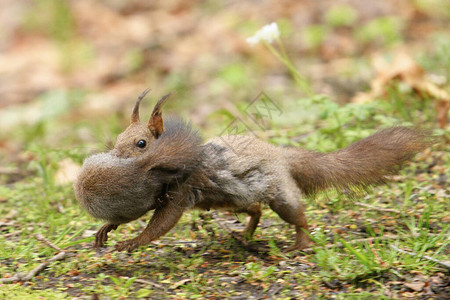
(287, 127, 430, 195)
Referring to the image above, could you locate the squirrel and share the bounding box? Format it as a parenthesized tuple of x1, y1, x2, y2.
(74, 90, 430, 252)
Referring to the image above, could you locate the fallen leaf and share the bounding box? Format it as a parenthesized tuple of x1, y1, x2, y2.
(352, 51, 449, 128)
(68, 269, 80, 276)
(172, 278, 191, 289)
(82, 230, 98, 238)
(404, 281, 425, 292)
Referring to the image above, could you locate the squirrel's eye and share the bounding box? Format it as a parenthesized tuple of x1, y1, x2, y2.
(136, 140, 147, 148)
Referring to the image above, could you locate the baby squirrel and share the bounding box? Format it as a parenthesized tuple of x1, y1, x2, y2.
(74, 90, 429, 252)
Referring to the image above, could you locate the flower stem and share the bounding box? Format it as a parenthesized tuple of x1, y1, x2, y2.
(265, 41, 312, 96)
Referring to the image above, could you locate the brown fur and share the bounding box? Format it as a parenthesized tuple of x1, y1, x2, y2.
(285, 127, 430, 195)
(74, 92, 431, 252)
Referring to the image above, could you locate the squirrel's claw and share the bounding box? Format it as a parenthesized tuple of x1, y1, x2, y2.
(115, 238, 142, 252)
(94, 224, 118, 248)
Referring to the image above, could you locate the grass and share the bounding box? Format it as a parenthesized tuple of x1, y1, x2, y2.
(1, 6, 449, 299)
(1, 84, 448, 298)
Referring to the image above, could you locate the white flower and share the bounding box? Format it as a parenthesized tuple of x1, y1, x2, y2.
(246, 22, 280, 46)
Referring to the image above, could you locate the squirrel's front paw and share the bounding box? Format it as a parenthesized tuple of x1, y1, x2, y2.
(115, 238, 144, 252)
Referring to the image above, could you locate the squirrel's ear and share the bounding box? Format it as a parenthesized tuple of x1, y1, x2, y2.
(131, 88, 151, 124)
(148, 93, 171, 138)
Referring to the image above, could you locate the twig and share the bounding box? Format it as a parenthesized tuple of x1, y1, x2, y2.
(354, 202, 402, 214)
(0, 252, 66, 283)
(120, 277, 165, 289)
(390, 245, 450, 270)
(0, 167, 21, 175)
(0, 222, 15, 227)
(35, 234, 62, 252)
(172, 278, 191, 289)
(0, 235, 67, 283)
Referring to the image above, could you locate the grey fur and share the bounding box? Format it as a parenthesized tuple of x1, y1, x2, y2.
(74, 107, 429, 252)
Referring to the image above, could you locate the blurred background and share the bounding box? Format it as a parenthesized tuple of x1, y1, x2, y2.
(0, 0, 449, 180)
(0, 2, 449, 297)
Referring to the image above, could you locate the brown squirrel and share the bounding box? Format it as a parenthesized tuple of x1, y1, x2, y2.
(74, 90, 430, 252)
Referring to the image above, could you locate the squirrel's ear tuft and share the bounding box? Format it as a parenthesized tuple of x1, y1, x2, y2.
(131, 88, 151, 124)
(148, 93, 171, 138)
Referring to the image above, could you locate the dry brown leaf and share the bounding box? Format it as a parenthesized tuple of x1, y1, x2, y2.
(404, 281, 425, 292)
(352, 51, 449, 128)
(172, 278, 191, 289)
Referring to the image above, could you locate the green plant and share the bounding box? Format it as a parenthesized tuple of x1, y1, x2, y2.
(355, 16, 404, 46)
(239, 262, 278, 283)
(303, 25, 328, 51)
(0, 284, 70, 299)
(324, 5, 358, 27)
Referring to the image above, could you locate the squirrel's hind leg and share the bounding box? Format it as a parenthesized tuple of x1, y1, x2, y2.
(269, 195, 309, 251)
(237, 203, 262, 239)
(94, 223, 118, 248)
